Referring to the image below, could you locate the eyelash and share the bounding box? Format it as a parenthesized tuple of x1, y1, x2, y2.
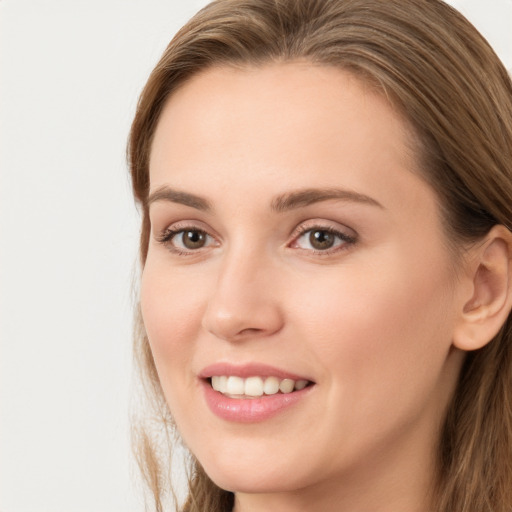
(156, 223, 357, 256)
(156, 225, 217, 255)
(290, 225, 357, 255)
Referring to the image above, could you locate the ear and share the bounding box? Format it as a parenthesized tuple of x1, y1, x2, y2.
(453, 225, 512, 351)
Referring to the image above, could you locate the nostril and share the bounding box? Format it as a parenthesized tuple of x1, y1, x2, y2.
(238, 327, 264, 336)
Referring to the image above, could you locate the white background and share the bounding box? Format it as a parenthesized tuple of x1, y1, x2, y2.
(0, 1, 510, 511)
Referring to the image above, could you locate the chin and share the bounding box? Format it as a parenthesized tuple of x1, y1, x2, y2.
(207, 468, 299, 495)
(198, 450, 315, 495)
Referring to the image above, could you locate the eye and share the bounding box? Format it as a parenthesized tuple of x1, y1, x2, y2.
(292, 226, 356, 253)
(157, 226, 218, 253)
(176, 229, 210, 250)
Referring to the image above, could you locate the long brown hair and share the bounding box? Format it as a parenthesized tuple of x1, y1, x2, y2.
(128, 1, 512, 510)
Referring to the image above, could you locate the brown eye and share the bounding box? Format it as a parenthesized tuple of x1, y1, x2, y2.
(180, 230, 207, 249)
(293, 226, 356, 253)
(158, 227, 217, 253)
(309, 230, 335, 250)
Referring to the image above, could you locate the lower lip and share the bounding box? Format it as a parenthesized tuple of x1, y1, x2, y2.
(202, 380, 314, 423)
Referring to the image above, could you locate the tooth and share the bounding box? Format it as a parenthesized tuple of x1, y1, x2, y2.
(279, 378, 295, 394)
(245, 376, 264, 397)
(263, 376, 280, 395)
(218, 376, 228, 393)
(295, 380, 308, 391)
(214, 375, 306, 396)
(211, 376, 228, 393)
(211, 376, 221, 391)
(226, 376, 244, 395)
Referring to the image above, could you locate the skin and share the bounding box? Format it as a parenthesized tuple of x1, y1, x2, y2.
(141, 63, 471, 512)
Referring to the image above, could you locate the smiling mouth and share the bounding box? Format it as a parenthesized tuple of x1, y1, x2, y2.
(208, 375, 313, 399)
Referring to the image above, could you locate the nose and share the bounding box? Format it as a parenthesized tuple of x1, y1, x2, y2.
(201, 250, 284, 342)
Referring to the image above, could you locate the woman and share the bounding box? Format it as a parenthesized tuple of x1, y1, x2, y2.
(128, 0, 512, 511)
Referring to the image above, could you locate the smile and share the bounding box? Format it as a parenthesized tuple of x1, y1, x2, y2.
(210, 375, 310, 398)
(200, 364, 315, 422)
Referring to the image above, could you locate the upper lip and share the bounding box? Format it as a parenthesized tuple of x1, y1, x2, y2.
(199, 362, 314, 382)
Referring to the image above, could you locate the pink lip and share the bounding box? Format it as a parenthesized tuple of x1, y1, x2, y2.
(199, 362, 315, 423)
(201, 382, 314, 423)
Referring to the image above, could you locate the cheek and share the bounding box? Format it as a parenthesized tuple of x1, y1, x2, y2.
(290, 249, 457, 413)
(140, 260, 206, 378)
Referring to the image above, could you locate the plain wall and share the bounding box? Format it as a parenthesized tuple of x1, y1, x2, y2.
(1, 1, 510, 511)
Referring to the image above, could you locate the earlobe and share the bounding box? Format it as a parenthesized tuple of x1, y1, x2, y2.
(453, 225, 512, 352)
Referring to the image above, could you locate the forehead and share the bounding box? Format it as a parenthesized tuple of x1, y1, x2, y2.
(149, 62, 423, 209)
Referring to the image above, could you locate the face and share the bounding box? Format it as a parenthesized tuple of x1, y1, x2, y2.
(142, 63, 466, 506)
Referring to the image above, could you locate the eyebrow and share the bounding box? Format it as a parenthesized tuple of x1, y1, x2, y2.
(147, 186, 212, 211)
(146, 185, 383, 212)
(271, 188, 384, 211)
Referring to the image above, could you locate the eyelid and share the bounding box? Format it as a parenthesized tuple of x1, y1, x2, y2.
(154, 218, 357, 256)
(288, 220, 358, 254)
(155, 220, 220, 254)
